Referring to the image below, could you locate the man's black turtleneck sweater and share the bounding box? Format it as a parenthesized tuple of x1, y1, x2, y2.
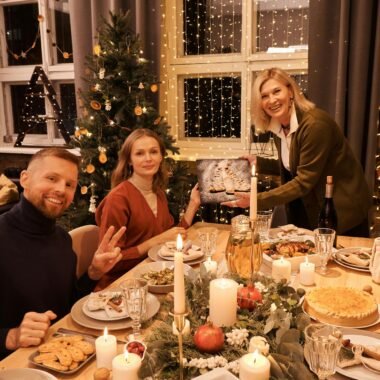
(0, 195, 96, 358)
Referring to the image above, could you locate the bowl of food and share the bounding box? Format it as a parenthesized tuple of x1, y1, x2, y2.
(133, 261, 196, 293)
(262, 238, 321, 272)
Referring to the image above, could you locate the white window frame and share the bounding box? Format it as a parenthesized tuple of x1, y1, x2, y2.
(163, 0, 308, 160)
(0, 0, 74, 151)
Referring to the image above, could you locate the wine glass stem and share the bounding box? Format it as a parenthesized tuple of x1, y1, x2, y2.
(132, 319, 141, 338)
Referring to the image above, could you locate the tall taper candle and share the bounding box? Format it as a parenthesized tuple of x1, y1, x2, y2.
(174, 234, 186, 314)
(250, 164, 257, 221)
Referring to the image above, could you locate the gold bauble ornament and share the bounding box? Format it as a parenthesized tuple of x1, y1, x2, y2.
(80, 186, 88, 195)
(86, 164, 95, 173)
(93, 44, 101, 56)
(90, 100, 102, 110)
(99, 152, 108, 163)
(150, 83, 158, 92)
(74, 129, 81, 138)
(63, 52, 70, 59)
(134, 105, 143, 116)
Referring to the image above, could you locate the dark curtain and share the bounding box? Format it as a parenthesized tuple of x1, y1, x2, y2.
(68, 0, 161, 117)
(308, 0, 380, 193)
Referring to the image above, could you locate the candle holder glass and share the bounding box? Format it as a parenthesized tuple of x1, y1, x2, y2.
(169, 310, 189, 380)
(225, 215, 262, 280)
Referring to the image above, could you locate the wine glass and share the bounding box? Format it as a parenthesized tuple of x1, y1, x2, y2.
(197, 227, 218, 260)
(120, 278, 148, 340)
(314, 227, 336, 275)
(304, 323, 342, 379)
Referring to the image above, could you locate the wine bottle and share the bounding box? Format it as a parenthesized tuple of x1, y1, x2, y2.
(318, 176, 338, 231)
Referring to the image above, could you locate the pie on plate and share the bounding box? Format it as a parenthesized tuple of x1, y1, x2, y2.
(158, 241, 204, 262)
(304, 287, 379, 327)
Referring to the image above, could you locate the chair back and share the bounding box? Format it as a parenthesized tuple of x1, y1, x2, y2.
(69, 224, 99, 278)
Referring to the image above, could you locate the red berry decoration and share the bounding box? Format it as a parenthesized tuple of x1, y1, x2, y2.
(193, 322, 224, 353)
(126, 341, 146, 358)
(237, 285, 262, 311)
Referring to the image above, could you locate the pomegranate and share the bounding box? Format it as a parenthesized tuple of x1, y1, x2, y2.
(237, 285, 262, 311)
(193, 322, 224, 353)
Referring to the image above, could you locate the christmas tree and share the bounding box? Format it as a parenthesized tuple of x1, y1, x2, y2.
(66, 11, 194, 228)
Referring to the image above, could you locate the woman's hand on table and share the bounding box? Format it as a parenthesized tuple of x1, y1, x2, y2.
(6, 310, 56, 351)
(88, 225, 126, 280)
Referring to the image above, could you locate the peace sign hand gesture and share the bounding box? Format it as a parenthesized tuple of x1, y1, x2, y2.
(88, 225, 126, 280)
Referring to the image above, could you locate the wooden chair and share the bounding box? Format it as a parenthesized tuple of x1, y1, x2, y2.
(69, 225, 99, 278)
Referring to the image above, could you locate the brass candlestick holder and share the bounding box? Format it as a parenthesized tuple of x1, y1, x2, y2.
(170, 310, 189, 380)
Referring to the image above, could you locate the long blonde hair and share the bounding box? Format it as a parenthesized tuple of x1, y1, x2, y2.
(111, 128, 168, 191)
(252, 67, 315, 132)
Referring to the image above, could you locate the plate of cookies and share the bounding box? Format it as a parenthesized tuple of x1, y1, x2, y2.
(29, 333, 95, 374)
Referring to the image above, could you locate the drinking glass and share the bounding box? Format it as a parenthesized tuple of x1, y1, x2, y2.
(256, 209, 273, 241)
(314, 228, 336, 275)
(304, 323, 342, 379)
(197, 227, 218, 260)
(120, 278, 148, 340)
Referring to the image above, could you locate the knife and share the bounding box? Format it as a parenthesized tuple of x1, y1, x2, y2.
(56, 327, 126, 344)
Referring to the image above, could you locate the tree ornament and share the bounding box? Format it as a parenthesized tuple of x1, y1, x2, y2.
(134, 105, 143, 116)
(38, 15, 44, 22)
(89, 195, 97, 213)
(74, 129, 81, 138)
(80, 186, 88, 195)
(153, 116, 162, 125)
(62, 52, 70, 59)
(99, 68, 105, 79)
(138, 82, 144, 90)
(105, 99, 112, 111)
(94, 83, 101, 91)
(90, 100, 101, 110)
(86, 163, 95, 173)
(99, 152, 107, 163)
(142, 106, 147, 113)
(93, 44, 101, 56)
(150, 83, 158, 92)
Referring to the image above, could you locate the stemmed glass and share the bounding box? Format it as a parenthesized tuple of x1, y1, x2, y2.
(120, 278, 148, 340)
(197, 227, 218, 260)
(304, 323, 342, 379)
(314, 228, 336, 275)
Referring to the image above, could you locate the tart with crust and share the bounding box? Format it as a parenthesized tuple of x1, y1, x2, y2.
(304, 287, 379, 327)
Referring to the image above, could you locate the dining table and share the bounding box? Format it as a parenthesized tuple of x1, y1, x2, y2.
(0, 221, 379, 380)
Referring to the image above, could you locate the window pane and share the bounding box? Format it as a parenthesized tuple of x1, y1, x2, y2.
(4, 3, 42, 66)
(11, 84, 46, 134)
(59, 83, 76, 135)
(51, 0, 73, 63)
(254, 0, 309, 53)
(184, 75, 241, 138)
(183, 0, 242, 55)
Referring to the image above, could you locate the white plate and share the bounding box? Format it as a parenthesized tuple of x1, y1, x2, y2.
(133, 261, 197, 293)
(336, 328, 380, 380)
(302, 304, 380, 329)
(192, 368, 238, 379)
(148, 245, 206, 266)
(0, 368, 57, 380)
(333, 247, 371, 272)
(71, 293, 160, 330)
(157, 243, 204, 262)
(82, 289, 128, 321)
(269, 226, 314, 240)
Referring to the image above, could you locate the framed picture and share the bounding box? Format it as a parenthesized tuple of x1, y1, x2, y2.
(196, 159, 251, 204)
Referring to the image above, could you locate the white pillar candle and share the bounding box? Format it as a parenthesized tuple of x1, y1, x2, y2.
(209, 278, 238, 327)
(299, 256, 315, 286)
(249, 164, 258, 221)
(203, 257, 218, 276)
(271, 256, 291, 282)
(112, 352, 141, 380)
(174, 234, 186, 314)
(95, 327, 117, 369)
(240, 350, 270, 380)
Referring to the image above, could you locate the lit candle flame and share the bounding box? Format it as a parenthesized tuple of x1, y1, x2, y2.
(305, 256, 309, 265)
(103, 326, 108, 341)
(252, 349, 259, 365)
(176, 234, 183, 251)
(251, 164, 256, 177)
(124, 350, 129, 362)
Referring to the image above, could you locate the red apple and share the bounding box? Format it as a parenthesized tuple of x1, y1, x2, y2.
(193, 322, 224, 353)
(237, 285, 262, 311)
